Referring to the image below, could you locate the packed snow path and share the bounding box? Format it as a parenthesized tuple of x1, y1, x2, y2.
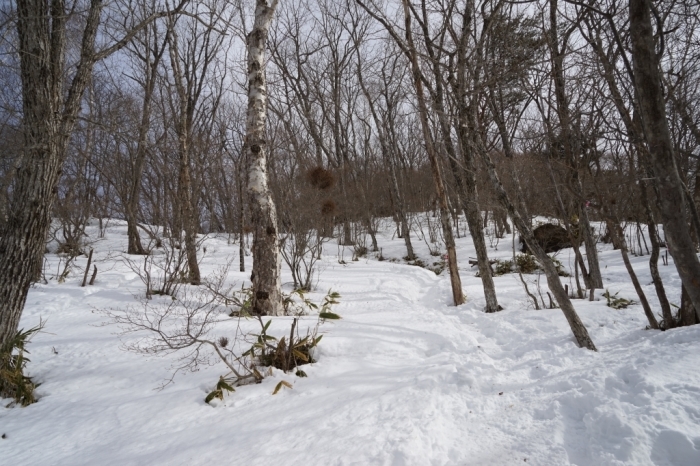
(2, 221, 700, 465)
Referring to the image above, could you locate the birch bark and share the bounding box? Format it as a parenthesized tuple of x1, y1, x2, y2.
(246, 0, 284, 316)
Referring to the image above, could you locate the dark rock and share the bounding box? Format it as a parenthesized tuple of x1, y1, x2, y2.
(521, 223, 571, 253)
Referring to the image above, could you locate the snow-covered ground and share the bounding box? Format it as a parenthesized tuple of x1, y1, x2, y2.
(2, 217, 700, 465)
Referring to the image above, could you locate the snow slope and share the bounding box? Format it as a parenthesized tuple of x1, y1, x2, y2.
(2, 218, 700, 465)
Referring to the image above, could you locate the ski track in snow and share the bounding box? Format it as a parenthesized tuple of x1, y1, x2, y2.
(2, 218, 700, 465)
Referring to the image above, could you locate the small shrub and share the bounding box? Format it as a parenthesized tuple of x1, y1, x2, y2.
(411, 258, 427, 268)
(251, 318, 323, 371)
(207, 290, 341, 403)
(494, 259, 513, 276)
(354, 245, 368, 258)
(204, 376, 237, 404)
(515, 254, 539, 273)
(603, 289, 635, 309)
(429, 261, 445, 275)
(0, 323, 43, 407)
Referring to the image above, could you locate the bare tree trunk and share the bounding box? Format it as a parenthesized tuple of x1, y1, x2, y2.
(664, 78, 700, 249)
(458, 116, 500, 312)
(453, 3, 499, 312)
(177, 142, 201, 284)
(126, 18, 167, 255)
(400, 0, 464, 306)
(167, 27, 201, 285)
(606, 220, 659, 329)
(0, 0, 104, 374)
(391, 164, 415, 260)
(238, 159, 246, 273)
(630, 0, 700, 323)
(679, 285, 698, 326)
(246, 0, 283, 316)
(639, 165, 673, 328)
(583, 17, 673, 327)
(548, 0, 603, 289)
(1, 0, 187, 395)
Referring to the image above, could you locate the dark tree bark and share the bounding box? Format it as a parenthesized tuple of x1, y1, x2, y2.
(581, 15, 673, 328)
(0, 0, 105, 376)
(0, 0, 188, 397)
(629, 0, 700, 323)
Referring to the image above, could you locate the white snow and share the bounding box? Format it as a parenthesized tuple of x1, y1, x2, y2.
(2, 217, 700, 465)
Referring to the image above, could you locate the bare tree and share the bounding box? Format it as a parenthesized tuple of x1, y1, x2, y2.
(123, 2, 169, 255)
(629, 0, 700, 323)
(357, 0, 466, 306)
(165, 4, 230, 284)
(0, 0, 188, 398)
(450, 0, 501, 312)
(547, 0, 603, 290)
(355, 44, 416, 260)
(246, 0, 284, 316)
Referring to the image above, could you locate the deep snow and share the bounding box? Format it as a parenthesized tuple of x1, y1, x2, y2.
(1, 217, 699, 465)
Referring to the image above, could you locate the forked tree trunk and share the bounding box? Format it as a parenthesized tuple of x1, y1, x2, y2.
(642, 184, 673, 328)
(246, 0, 284, 316)
(579, 212, 603, 288)
(167, 24, 202, 285)
(630, 0, 700, 323)
(458, 119, 501, 313)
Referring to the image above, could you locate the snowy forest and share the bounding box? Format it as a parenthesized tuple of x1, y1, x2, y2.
(1, 0, 700, 464)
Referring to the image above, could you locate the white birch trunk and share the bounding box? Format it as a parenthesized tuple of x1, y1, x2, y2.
(246, 0, 283, 316)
